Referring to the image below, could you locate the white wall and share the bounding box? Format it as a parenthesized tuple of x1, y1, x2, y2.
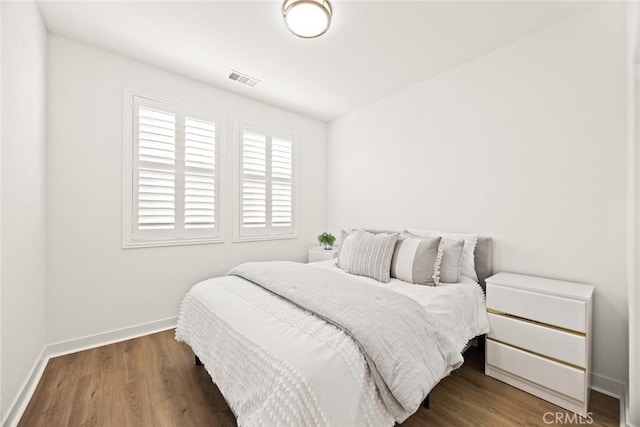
(630, 61, 639, 424)
(629, 5, 640, 424)
(0, 0, 4, 415)
(46, 35, 327, 344)
(629, 2, 640, 421)
(0, 1, 47, 420)
(328, 3, 628, 391)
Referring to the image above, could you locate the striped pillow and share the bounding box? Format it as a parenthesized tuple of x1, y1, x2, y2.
(403, 231, 465, 284)
(391, 236, 442, 285)
(347, 230, 399, 283)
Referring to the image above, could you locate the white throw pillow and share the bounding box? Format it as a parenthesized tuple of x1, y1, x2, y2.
(337, 229, 356, 271)
(404, 229, 478, 282)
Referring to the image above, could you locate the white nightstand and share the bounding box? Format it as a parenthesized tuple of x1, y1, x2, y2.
(308, 246, 338, 263)
(484, 272, 594, 416)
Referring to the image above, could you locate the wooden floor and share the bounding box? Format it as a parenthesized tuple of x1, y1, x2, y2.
(19, 330, 619, 427)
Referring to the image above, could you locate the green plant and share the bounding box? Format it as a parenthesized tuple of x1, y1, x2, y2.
(317, 232, 336, 249)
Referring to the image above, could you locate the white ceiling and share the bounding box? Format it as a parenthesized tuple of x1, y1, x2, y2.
(37, 1, 598, 121)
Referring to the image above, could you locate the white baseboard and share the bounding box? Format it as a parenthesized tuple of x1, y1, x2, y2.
(590, 372, 628, 427)
(621, 383, 629, 427)
(1, 316, 178, 427)
(592, 372, 626, 399)
(1, 347, 48, 427)
(46, 316, 177, 358)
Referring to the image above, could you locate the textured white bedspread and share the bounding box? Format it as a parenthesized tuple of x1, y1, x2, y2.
(175, 260, 489, 427)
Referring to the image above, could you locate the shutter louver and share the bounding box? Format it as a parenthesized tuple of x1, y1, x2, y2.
(137, 107, 176, 231)
(184, 118, 216, 230)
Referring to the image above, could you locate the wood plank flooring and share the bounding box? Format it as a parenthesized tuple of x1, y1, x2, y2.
(19, 330, 618, 426)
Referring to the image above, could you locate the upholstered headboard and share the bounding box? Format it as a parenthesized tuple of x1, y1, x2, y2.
(474, 237, 493, 289)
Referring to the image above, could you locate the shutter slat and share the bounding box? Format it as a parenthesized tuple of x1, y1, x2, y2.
(139, 208, 175, 217)
(140, 201, 175, 209)
(184, 174, 215, 184)
(138, 216, 175, 223)
(185, 181, 215, 191)
(185, 205, 215, 212)
(139, 224, 174, 230)
(139, 118, 175, 132)
(186, 195, 215, 203)
(186, 155, 216, 170)
(140, 108, 174, 121)
(186, 140, 216, 152)
(139, 185, 175, 195)
(186, 189, 215, 197)
(139, 193, 174, 202)
(185, 118, 215, 130)
(139, 130, 175, 143)
(139, 177, 175, 186)
(187, 146, 216, 158)
(185, 132, 215, 144)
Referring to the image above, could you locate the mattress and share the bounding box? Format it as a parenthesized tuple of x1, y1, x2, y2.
(175, 260, 489, 426)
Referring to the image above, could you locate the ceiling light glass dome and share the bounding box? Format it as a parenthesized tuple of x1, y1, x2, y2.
(282, 0, 332, 39)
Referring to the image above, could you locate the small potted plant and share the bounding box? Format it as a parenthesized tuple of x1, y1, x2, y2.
(317, 232, 336, 250)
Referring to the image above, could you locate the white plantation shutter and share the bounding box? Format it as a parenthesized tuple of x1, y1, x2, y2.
(239, 123, 294, 237)
(134, 100, 177, 239)
(271, 137, 293, 228)
(184, 117, 217, 236)
(128, 95, 221, 246)
(242, 130, 267, 230)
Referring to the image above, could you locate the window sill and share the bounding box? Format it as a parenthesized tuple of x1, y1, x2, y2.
(232, 234, 298, 244)
(122, 237, 225, 249)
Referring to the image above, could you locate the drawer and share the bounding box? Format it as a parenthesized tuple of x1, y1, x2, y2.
(488, 313, 586, 368)
(486, 339, 585, 401)
(486, 284, 587, 333)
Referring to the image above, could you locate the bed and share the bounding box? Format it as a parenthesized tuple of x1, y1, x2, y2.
(175, 236, 492, 426)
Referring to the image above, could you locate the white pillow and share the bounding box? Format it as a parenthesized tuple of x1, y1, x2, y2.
(404, 229, 478, 282)
(337, 229, 356, 271)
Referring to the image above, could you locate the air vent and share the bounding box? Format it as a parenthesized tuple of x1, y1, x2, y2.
(229, 70, 260, 88)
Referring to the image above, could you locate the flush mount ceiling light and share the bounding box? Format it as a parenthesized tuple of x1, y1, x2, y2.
(282, 0, 332, 39)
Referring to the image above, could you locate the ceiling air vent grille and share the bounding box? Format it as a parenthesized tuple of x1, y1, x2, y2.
(229, 70, 260, 88)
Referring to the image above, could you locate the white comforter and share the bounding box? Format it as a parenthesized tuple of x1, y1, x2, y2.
(175, 260, 489, 427)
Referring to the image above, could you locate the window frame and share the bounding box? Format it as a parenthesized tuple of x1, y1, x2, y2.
(122, 90, 225, 249)
(233, 119, 298, 243)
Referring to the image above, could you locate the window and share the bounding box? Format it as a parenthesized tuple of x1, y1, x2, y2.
(237, 122, 295, 240)
(123, 93, 222, 248)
